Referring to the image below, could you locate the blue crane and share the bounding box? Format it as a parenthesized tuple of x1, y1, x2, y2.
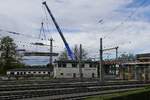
(42, 1, 74, 60)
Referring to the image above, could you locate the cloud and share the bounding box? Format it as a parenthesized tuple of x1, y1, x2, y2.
(0, 0, 150, 63)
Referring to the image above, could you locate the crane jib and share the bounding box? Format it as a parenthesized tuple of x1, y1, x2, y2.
(42, 1, 74, 60)
(64, 43, 74, 60)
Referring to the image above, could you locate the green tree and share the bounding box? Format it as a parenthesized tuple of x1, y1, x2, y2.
(58, 45, 88, 60)
(0, 36, 24, 74)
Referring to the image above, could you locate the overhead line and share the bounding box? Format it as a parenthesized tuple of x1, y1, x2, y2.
(103, 0, 148, 39)
(42, 5, 52, 36)
(0, 28, 39, 40)
(100, 0, 148, 53)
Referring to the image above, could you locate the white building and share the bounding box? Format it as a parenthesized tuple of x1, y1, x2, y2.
(7, 68, 51, 77)
(53, 60, 98, 78)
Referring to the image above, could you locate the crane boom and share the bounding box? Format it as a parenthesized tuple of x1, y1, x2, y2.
(42, 1, 74, 60)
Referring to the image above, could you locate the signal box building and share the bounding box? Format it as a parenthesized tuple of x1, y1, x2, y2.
(53, 60, 98, 78)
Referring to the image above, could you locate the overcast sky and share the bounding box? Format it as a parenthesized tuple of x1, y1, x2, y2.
(0, 0, 150, 59)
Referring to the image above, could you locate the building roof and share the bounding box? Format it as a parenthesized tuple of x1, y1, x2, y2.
(24, 52, 58, 56)
(7, 68, 51, 72)
(54, 60, 122, 65)
(136, 53, 150, 59)
(54, 60, 98, 64)
(137, 57, 150, 60)
(123, 61, 150, 66)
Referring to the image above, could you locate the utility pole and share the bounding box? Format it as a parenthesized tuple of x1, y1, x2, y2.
(116, 47, 119, 60)
(49, 38, 53, 67)
(79, 44, 83, 79)
(79, 44, 82, 61)
(99, 38, 103, 81)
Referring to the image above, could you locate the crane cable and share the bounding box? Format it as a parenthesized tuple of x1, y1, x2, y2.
(100, 0, 148, 54)
(103, 0, 148, 39)
(39, 22, 46, 40)
(42, 4, 52, 38)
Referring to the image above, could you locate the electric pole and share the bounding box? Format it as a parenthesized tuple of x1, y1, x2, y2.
(49, 38, 53, 67)
(116, 47, 119, 60)
(99, 38, 104, 81)
(79, 44, 83, 79)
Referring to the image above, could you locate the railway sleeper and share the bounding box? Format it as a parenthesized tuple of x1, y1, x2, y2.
(0, 84, 148, 99)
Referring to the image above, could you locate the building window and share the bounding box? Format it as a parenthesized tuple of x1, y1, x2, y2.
(58, 63, 62, 67)
(60, 73, 63, 75)
(58, 63, 67, 67)
(81, 64, 85, 68)
(89, 64, 93, 67)
(43, 72, 46, 74)
(28, 72, 31, 74)
(90, 64, 96, 68)
(72, 63, 77, 67)
(39, 72, 41, 74)
(20, 72, 23, 75)
(73, 73, 76, 78)
(48, 72, 50, 74)
(33, 72, 36, 73)
(81, 73, 83, 77)
(92, 73, 95, 78)
(10, 72, 14, 75)
(62, 63, 66, 67)
(17, 72, 19, 75)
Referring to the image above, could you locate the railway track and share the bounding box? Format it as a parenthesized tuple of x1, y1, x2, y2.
(0, 80, 148, 91)
(24, 87, 145, 100)
(0, 80, 149, 100)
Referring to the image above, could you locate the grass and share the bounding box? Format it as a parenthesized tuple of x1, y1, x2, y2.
(85, 86, 150, 100)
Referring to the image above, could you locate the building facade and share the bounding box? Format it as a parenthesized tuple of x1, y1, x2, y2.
(120, 53, 150, 81)
(53, 60, 98, 78)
